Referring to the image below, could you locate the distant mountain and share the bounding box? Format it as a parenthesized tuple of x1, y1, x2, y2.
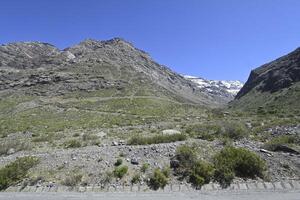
(231, 48, 300, 114)
(183, 75, 243, 102)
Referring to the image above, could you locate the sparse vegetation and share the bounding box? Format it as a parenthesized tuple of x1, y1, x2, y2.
(131, 174, 141, 184)
(63, 139, 82, 148)
(128, 133, 186, 145)
(113, 165, 128, 179)
(216, 122, 248, 140)
(172, 145, 214, 188)
(0, 140, 31, 156)
(147, 169, 168, 190)
(62, 174, 83, 187)
(263, 135, 299, 151)
(213, 146, 266, 188)
(114, 158, 123, 166)
(141, 163, 150, 173)
(0, 156, 39, 191)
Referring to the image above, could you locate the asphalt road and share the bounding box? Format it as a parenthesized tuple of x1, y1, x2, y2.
(0, 191, 299, 200)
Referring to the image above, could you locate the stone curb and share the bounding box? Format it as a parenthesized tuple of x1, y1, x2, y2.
(5, 180, 300, 193)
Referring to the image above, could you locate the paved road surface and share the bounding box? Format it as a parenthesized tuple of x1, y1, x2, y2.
(1, 191, 299, 200)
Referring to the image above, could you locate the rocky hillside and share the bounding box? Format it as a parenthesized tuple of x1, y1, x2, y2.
(183, 75, 243, 101)
(0, 38, 226, 106)
(231, 48, 300, 114)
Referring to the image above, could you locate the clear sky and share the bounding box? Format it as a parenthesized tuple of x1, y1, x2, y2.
(1, 0, 300, 81)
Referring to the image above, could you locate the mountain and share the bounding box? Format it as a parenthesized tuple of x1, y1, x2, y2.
(0, 38, 223, 106)
(231, 47, 300, 114)
(183, 75, 243, 102)
(0, 38, 229, 137)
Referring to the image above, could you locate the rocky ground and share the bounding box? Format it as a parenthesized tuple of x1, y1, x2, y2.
(0, 124, 299, 191)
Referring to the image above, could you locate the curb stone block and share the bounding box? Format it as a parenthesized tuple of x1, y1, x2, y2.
(264, 182, 274, 190)
(51, 186, 57, 192)
(123, 186, 131, 192)
(213, 183, 221, 190)
(5, 186, 20, 192)
(256, 182, 266, 190)
(85, 186, 93, 192)
(56, 186, 69, 192)
(291, 180, 300, 189)
(180, 184, 189, 192)
(131, 185, 139, 192)
(239, 183, 248, 190)
(78, 186, 86, 192)
(273, 182, 284, 190)
(232, 184, 239, 190)
(202, 184, 214, 191)
(92, 186, 102, 192)
(282, 182, 293, 190)
(246, 183, 257, 190)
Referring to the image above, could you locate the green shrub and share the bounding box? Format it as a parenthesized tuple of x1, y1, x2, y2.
(189, 173, 204, 188)
(185, 124, 219, 141)
(128, 133, 186, 145)
(162, 167, 171, 178)
(148, 169, 168, 190)
(0, 156, 39, 191)
(173, 145, 197, 176)
(131, 174, 141, 184)
(141, 163, 149, 173)
(62, 174, 83, 187)
(263, 135, 298, 151)
(82, 133, 98, 141)
(113, 166, 128, 179)
(114, 158, 123, 167)
(213, 146, 266, 188)
(217, 122, 248, 140)
(172, 145, 215, 189)
(64, 139, 82, 148)
(189, 160, 214, 187)
(99, 171, 113, 186)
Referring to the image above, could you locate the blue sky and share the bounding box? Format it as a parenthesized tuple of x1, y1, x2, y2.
(1, 0, 300, 81)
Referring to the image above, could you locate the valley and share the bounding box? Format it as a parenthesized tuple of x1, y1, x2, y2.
(0, 38, 299, 193)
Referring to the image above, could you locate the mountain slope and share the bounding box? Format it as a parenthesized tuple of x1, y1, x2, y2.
(231, 47, 300, 114)
(0, 38, 223, 106)
(0, 38, 227, 136)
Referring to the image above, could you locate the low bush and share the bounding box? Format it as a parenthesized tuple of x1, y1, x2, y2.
(189, 160, 214, 188)
(147, 169, 168, 190)
(113, 166, 128, 179)
(63, 139, 82, 148)
(216, 122, 248, 140)
(172, 145, 214, 188)
(131, 174, 141, 184)
(172, 145, 197, 176)
(141, 163, 149, 173)
(0, 156, 39, 190)
(185, 124, 220, 141)
(263, 135, 298, 151)
(213, 146, 266, 188)
(82, 133, 98, 141)
(114, 158, 123, 166)
(62, 174, 83, 187)
(99, 171, 113, 187)
(128, 133, 186, 145)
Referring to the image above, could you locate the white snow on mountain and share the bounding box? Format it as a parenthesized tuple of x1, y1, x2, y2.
(183, 75, 244, 97)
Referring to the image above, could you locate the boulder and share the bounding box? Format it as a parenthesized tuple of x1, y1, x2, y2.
(162, 129, 181, 135)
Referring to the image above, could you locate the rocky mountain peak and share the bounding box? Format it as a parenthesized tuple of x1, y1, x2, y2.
(236, 47, 300, 99)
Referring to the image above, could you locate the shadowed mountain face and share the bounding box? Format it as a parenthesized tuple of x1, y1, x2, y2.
(0, 38, 228, 106)
(232, 48, 300, 113)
